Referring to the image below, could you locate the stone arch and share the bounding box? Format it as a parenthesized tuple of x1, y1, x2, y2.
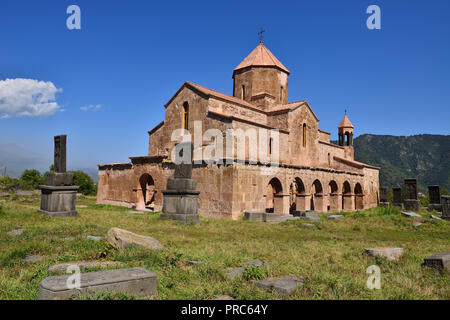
(354, 182, 364, 210)
(137, 173, 155, 210)
(328, 180, 339, 212)
(293, 177, 307, 212)
(266, 177, 284, 214)
(310, 179, 324, 212)
(342, 181, 352, 211)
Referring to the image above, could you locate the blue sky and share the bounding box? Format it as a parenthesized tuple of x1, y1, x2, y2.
(0, 0, 449, 173)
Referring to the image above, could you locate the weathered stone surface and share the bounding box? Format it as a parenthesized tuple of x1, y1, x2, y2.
(45, 172, 73, 187)
(226, 267, 245, 280)
(255, 276, 305, 294)
(48, 261, 125, 274)
(393, 187, 403, 208)
(442, 196, 450, 220)
(188, 260, 203, 266)
(412, 222, 423, 227)
(402, 211, 421, 218)
(61, 237, 75, 241)
(404, 199, 421, 211)
(24, 254, 43, 264)
(326, 214, 343, 220)
(213, 295, 234, 300)
(298, 211, 320, 222)
(428, 186, 441, 205)
(404, 179, 418, 200)
(243, 211, 264, 222)
(365, 248, 404, 261)
(15, 190, 34, 196)
(86, 235, 102, 241)
(38, 267, 157, 300)
(423, 252, 450, 271)
(54, 135, 67, 173)
(38, 185, 79, 217)
(0, 192, 9, 197)
(107, 227, 163, 250)
(7, 229, 24, 237)
(243, 260, 273, 268)
(379, 187, 389, 203)
(430, 215, 442, 221)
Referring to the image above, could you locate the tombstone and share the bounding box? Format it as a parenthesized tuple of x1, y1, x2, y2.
(403, 179, 420, 211)
(39, 135, 79, 217)
(160, 142, 200, 223)
(379, 187, 389, 207)
(428, 186, 442, 211)
(441, 196, 450, 220)
(392, 187, 403, 208)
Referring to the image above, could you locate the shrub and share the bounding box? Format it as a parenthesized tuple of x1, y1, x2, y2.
(0, 177, 20, 192)
(19, 169, 44, 190)
(71, 171, 96, 195)
(242, 266, 269, 281)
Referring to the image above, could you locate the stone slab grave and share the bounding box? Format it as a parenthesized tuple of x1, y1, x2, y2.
(427, 186, 442, 211)
(107, 227, 163, 250)
(294, 211, 320, 222)
(255, 276, 305, 294)
(161, 142, 200, 224)
(392, 187, 403, 208)
(365, 248, 404, 261)
(243, 211, 299, 223)
(402, 211, 422, 218)
(423, 252, 450, 271)
(442, 196, 450, 220)
(38, 267, 157, 300)
(39, 135, 79, 217)
(86, 235, 102, 241)
(326, 214, 343, 220)
(379, 187, 389, 207)
(404, 179, 420, 211)
(430, 215, 442, 221)
(23, 254, 43, 264)
(48, 261, 125, 274)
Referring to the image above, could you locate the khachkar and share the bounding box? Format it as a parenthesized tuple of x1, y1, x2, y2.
(403, 179, 421, 211)
(428, 186, 442, 212)
(39, 135, 79, 217)
(441, 196, 450, 220)
(379, 187, 389, 207)
(392, 187, 403, 208)
(161, 142, 200, 223)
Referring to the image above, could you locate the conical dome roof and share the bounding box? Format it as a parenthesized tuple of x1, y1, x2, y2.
(234, 43, 290, 74)
(338, 114, 354, 128)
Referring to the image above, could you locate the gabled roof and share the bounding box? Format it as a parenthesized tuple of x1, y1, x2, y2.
(266, 100, 320, 122)
(338, 114, 354, 128)
(234, 43, 290, 74)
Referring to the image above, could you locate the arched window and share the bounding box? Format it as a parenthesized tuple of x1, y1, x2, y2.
(280, 86, 283, 102)
(302, 123, 307, 148)
(269, 138, 273, 155)
(183, 102, 189, 130)
(241, 85, 246, 99)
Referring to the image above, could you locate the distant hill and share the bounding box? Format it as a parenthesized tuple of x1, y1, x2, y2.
(0, 144, 98, 183)
(352, 134, 450, 192)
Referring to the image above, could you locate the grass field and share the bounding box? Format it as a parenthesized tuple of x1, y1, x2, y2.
(0, 195, 449, 300)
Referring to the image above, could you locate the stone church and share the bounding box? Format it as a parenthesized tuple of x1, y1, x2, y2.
(97, 42, 380, 219)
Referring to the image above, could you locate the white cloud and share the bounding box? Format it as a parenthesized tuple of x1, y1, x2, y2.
(0, 78, 62, 118)
(80, 104, 102, 111)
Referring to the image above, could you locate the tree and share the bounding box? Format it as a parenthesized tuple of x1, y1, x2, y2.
(71, 170, 96, 195)
(20, 169, 44, 190)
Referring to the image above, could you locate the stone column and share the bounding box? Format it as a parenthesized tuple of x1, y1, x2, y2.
(343, 194, 355, 211)
(404, 179, 420, 211)
(314, 194, 325, 212)
(39, 135, 79, 217)
(295, 194, 307, 211)
(161, 142, 200, 224)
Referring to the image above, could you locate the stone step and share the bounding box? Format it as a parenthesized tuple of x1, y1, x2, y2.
(38, 267, 157, 300)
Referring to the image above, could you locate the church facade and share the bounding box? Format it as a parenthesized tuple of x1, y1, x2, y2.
(97, 42, 380, 219)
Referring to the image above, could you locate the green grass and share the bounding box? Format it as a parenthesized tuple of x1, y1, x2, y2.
(0, 196, 449, 300)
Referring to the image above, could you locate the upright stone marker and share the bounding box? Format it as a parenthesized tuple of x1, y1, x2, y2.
(379, 187, 389, 207)
(392, 187, 403, 208)
(39, 135, 79, 217)
(428, 186, 442, 211)
(441, 196, 450, 220)
(161, 142, 200, 223)
(404, 179, 420, 211)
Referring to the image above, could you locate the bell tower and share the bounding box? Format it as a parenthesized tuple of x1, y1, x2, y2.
(338, 113, 354, 159)
(232, 42, 290, 110)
